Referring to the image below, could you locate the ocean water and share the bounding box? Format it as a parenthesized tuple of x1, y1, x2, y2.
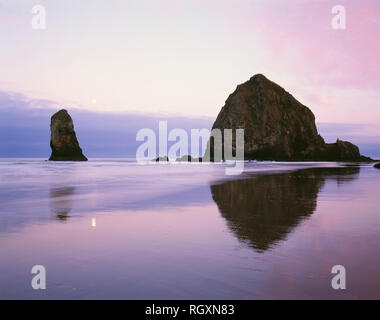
(0, 159, 379, 299)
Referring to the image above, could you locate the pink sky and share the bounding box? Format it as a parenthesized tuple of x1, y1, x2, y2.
(0, 0, 379, 127)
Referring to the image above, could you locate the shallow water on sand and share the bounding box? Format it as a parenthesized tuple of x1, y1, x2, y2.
(0, 159, 379, 299)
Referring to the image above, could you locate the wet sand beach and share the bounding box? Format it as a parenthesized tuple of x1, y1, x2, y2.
(0, 160, 379, 299)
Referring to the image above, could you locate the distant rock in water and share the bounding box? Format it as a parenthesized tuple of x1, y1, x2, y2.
(49, 109, 88, 161)
(155, 156, 169, 162)
(374, 163, 380, 169)
(176, 155, 202, 162)
(206, 74, 372, 162)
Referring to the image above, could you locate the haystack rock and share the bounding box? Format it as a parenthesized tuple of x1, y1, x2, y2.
(49, 109, 88, 161)
(206, 74, 372, 161)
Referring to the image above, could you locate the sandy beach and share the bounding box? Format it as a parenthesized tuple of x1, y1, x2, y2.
(0, 160, 379, 299)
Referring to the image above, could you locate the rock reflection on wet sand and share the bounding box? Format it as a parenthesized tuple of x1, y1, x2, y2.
(50, 187, 76, 221)
(211, 167, 360, 252)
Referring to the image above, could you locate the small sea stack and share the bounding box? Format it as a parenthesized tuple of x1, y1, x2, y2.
(176, 155, 202, 162)
(155, 156, 169, 162)
(374, 163, 380, 169)
(49, 109, 88, 161)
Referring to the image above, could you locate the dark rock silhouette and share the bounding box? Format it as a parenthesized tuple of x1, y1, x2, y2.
(49, 109, 87, 161)
(155, 156, 169, 162)
(210, 166, 360, 252)
(206, 74, 372, 161)
(375, 163, 380, 169)
(176, 155, 202, 162)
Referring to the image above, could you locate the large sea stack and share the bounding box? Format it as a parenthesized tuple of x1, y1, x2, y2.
(206, 74, 371, 161)
(49, 109, 88, 161)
